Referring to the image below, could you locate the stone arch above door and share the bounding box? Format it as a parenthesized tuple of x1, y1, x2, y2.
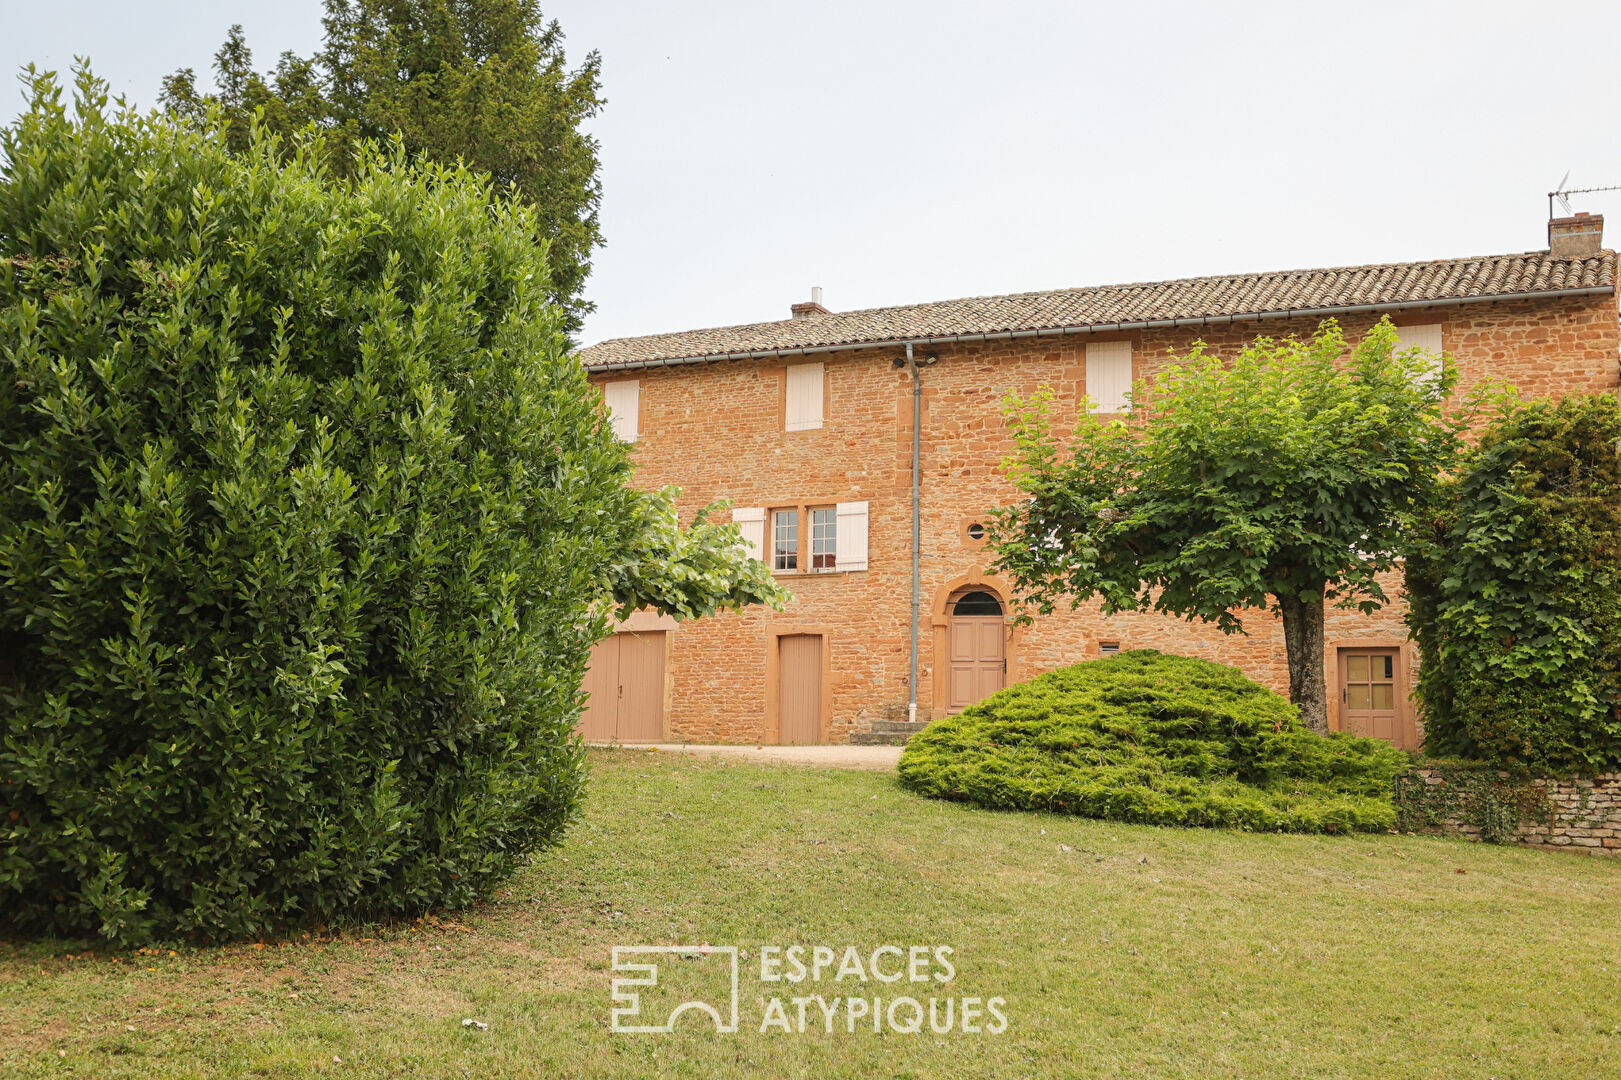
(928, 568, 1022, 720)
(929, 568, 1018, 620)
(948, 588, 1004, 615)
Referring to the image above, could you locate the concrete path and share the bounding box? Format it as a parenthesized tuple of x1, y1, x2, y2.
(589, 743, 903, 771)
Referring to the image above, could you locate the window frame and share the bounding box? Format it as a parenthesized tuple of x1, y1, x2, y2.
(809, 506, 837, 571)
(769, 502, 839, 575)
(771, 508, 800, 572)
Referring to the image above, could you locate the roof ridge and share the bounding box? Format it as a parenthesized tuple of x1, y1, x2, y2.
(580, 249, 1616, 368)
(588, 250, 1572, 350)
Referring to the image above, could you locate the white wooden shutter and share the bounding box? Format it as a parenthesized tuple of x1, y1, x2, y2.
(1085, 341, 1133, 414)
(835, 501, 868, 572)
(602, 380, 639, 442)
(1393, 324, 1444, 386)
(732, 507, 767, 562)
(785, 363, 824, 431)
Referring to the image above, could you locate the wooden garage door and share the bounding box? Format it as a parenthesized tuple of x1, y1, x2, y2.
(580, 636, 621, 741)
(580, 632, 666, 743)
(778, 634, 823, 745)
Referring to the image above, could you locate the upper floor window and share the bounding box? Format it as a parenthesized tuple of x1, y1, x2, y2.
(785, 363, 825, 431)
(1085, 341, 1132, 414)
(771, 505, 838, 572)
(772, 509, 800, 571)
(744, 501, 866, 573)
(602, 380, 639, 442)
(810, 507, 837, 570)
(1392, 324, 1444, 387)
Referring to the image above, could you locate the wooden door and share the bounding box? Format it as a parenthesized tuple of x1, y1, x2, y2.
(616, 632, 666, 742)
(579, 632, 666, 743)
(1339, 648, 1404, 747)
(778, 634, 823, 745)
(580, 635, 620, 741)
(948, 616, 1006, 710)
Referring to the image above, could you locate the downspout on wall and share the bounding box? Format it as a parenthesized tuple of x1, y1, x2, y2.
(906, 342, 921, 725)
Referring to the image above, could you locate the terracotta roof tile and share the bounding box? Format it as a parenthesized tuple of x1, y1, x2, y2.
(580, 250, 1616, 370)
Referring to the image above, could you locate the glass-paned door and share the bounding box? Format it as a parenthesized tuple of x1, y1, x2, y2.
(1338, 648, 1405, 747)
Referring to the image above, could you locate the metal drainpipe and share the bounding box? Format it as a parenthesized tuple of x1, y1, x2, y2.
(906, 342, 921, 725)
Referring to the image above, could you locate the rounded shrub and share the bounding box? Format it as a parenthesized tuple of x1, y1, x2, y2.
(0, 73, 630, 944)
(897, 650, 1409, 832)
(1406, 393, 1621, 772)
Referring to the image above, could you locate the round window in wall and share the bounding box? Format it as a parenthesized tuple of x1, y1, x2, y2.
(966, 522, 986, 541)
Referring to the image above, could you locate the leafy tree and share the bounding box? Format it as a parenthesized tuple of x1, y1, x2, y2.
(0, 69, 782, 945)
(1406, 394, 1621, 772)
(160, 0, 603, 333)
(159, 25, 334, 161)
(989, 321, 1467, 732)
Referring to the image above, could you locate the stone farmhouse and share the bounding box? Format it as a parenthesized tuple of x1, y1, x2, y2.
(578, 214, 1618, 749)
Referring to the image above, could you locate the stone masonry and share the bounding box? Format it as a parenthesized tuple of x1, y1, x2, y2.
(585, 279, 1621, 746)
(1404, 768, 1621, 853)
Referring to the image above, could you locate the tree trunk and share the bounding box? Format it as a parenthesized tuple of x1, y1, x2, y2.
(1278, 591, 1328, 734)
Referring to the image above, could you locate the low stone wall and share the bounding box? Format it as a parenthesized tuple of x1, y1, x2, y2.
(1396, 767, 1621, 853)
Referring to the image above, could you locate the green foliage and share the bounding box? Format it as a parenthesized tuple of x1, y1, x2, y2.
(1406, 394, 1621, 772)
(1393, 762, 1553, 844)
(0, 70, 780, 946)
(989, 320, 1473, 728)
(160, 1, 604, 333)
(993, 320, 1465, 627)
(606, 490, 793, 622)
(159, 25, 333, 161)
(897, 651, 1410, 833)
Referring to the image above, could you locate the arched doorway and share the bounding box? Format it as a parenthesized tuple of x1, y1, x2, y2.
(946, 587, 1006, 711)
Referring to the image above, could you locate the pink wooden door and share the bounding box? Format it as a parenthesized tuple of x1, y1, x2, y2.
(778, 635, 823, 745)
(616, 632, 666, 742)
(578, 632, 666, 742)
(948, 616, 1005, 710)
(580, 635, 619, 741)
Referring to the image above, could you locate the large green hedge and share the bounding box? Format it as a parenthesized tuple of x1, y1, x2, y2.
(0, 72, 775, 945)
(898, 651, 1409, 832)
(1406, 394, 1621, 772)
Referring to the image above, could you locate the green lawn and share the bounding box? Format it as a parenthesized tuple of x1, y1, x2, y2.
(3, 748, 1619, 1078)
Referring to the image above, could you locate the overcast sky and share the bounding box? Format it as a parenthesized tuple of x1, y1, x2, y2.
(6, 1, 1621, 348)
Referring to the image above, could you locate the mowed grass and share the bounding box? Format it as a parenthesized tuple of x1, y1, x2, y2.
(3, 748, 1620, 1079)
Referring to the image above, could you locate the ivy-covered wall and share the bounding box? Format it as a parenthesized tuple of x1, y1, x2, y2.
(1396, 766, 1621, 852)
(1405, 395, 1621, 774)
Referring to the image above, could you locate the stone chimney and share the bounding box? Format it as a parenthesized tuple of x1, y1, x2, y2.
(1549, 212, 1604, 257)
(791, 286, 829, 319)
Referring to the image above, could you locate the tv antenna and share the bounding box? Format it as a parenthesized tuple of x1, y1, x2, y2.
(1550, 173, 1621, 217)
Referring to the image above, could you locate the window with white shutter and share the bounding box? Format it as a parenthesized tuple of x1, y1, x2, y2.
(746, 501, 866, 573)
(785, 363, 825, 431)
(1392, 324, 1444, 387)
(602, 380, 639, 442)
(732, 507, 766, 562)
(1085, 341, 1133, 414)
(835, 501, 869, 572)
